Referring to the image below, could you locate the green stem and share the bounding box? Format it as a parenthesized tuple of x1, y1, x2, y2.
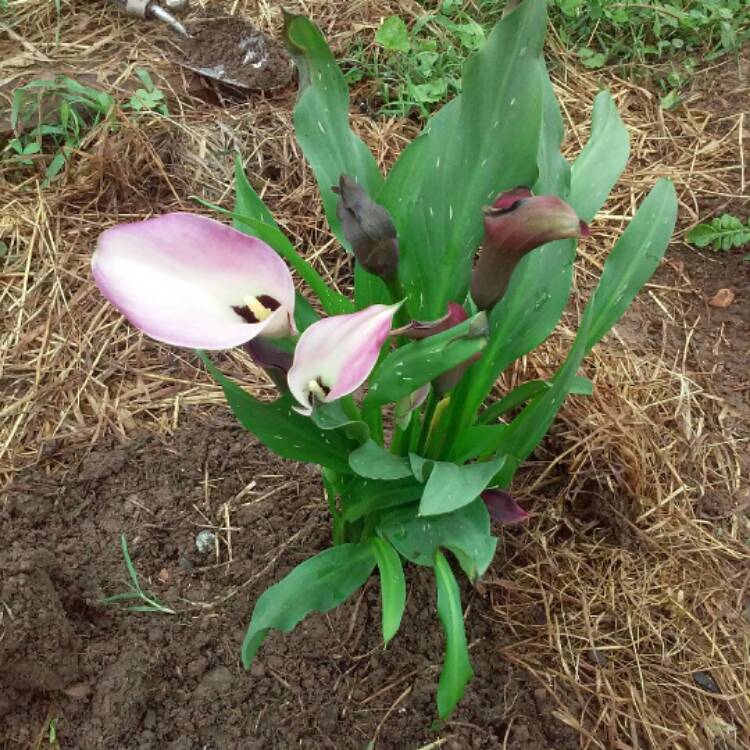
(417, 392, 439, 455)
(322, 468, 345, 545)
(423, 395, 452, 459)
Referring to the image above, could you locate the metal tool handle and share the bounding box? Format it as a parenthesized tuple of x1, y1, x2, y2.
(108, 0, 190, 37)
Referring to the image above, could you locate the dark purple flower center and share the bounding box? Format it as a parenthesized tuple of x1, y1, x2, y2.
(232, 295, 280, 324)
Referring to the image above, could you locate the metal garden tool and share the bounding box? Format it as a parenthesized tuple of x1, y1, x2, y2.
(108, 0, 293, 91)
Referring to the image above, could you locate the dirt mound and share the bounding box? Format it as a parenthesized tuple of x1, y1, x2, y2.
(1, 415, 574, 750)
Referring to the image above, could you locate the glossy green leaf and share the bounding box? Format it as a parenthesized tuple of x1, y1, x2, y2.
(382, 0, 546, 317)
(365, 313, 488, 407)
(448, 84, 625, 436)
(419, 455, 507, 516)
(283, 13, 383, 245)
(242, 543, 376, 667)
(378, 499, 497, 581)
(283, 13, 388, 311)
(569, 91, 630, 224)
(349, 440, 412, 480)
(369, 537, 406, 646)
(583, 178, 678, 350)
(200, 352, 353, 474)
(478, 374, 593, 425)
(234, 154, 279, 229)
(233, 159, 351, 318)
(434, 550, 474, 719)
(488, 298, 594, 486)
(311, 400, 369, 444)
(342, 476, 423, 523)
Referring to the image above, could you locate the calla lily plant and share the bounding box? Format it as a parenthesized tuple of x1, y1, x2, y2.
(92, 0, 677, 722)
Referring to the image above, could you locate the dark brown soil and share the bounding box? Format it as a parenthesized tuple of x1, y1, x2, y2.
(1, 414, 577, 750)
(179, 18, 293, 91)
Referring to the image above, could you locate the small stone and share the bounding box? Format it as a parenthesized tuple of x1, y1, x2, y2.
(708, 288, 734, 308)
(693, 670, 720, 694)
(195, 529, 216, 554)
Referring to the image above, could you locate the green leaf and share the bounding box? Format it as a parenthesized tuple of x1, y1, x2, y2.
(687, 215, 750, 252)
(242, 542, 376, 668)
(448, 86, 624, 437)
(233, 154, 280, 230)
(418, 455, 506, 516)
(570, 91, 630, 223)
(478, 374, 593, 425)
(376, 16, 411, 52)
(378, 499, 497, 581)
(342, 475, 424, 523)
(583, 179, 678, 350)
(283, 14, 388, 310)
(283, 14, 383, 246)
(232, 158, 352, 318)
(434, 549, 473, 720)
(200, 352, 353, 474)
(349, 440, 413, 480)
(365, 312, 488, 407)
(382, 0, 546, 317)
(477, 310, 593, 486)
(311, 400, 369, 444)
(369, 537, 406, 645)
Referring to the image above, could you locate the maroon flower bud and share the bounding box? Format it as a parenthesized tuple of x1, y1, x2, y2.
(470, 187, 590, 310)
(333, 175, 399, 281)
(480, 489, 530, 525)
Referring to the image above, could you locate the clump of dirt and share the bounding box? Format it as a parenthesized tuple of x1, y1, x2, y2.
(179, 18, 293, 91)
(1, 413, 576, 750)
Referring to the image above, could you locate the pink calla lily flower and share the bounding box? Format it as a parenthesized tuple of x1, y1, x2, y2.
(288, 303, 401, 415)
(92, 213, 297, 350)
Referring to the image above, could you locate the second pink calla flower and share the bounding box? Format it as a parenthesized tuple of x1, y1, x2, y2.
(92, 212, 297, 350)
(288, 303, 401, 415)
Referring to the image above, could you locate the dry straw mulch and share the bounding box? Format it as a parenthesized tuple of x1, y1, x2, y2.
(1, 2, 748, 748)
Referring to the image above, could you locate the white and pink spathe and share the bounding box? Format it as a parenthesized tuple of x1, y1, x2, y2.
(91, 212, 297, 350)
(288, 304, 402, 415)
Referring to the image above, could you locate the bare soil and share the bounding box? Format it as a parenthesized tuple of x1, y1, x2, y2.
(179, 18, 293, 91)
(1, 416, 578, 750)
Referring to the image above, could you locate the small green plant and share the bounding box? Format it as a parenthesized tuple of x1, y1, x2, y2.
(48, 717, 60, 748)
(124, 69, 169, 116)
(346, 2, 492, 117)
(687, 214, 750, 257)
(347, 1, 750, 117)
(4, 76, 114, 186)
(101, 534, 176, 614)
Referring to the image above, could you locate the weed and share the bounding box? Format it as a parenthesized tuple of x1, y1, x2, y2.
(123, 68, 169, 116)
(101, 534, 176, 615)
(687, 214, 750, 259)
(347, 1, 750, 117)
(5, 76, 114, 186)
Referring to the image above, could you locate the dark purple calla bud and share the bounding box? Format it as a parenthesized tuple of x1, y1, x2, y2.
(392, 303, 485, 394)
(481, 489, 530, 525)
(333, 175, 399, 281)
(470, 187, 590, 311)
(244, 338, 293, 391)
(392, 302, 468, 339)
